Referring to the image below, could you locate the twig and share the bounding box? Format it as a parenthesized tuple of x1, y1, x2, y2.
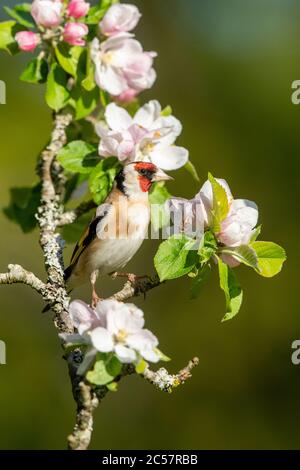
(0, 264, 47, 297)
(58, 200, 97, 227)
(113, 276, 162, 302)
(142, 358, 199, 393)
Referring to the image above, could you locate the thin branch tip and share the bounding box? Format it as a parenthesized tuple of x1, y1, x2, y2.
(142, 357, 199, 393)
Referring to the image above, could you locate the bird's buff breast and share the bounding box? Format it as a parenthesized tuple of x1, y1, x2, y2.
(75, 199, 150, 280)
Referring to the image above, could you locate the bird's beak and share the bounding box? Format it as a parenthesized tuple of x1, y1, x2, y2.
(153, 169, 174, 182)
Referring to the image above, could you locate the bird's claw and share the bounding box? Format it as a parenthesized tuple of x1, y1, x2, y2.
(91, 291, 102, 309)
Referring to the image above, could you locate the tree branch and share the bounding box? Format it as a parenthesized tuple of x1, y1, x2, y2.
(36, 112, 74, 334)
(112, 275, 162, 302)
(142, 358, 199, 393)
(66, 356, 199, 450)
(58, 200, 97, 227)
(67, 378, 99, 451)
(0, 264, 47, 297)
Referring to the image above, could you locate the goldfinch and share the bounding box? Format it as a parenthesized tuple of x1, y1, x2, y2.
(64, 161, 172, 305)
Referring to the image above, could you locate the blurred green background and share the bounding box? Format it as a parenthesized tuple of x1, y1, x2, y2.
(0, 0, 299, 450)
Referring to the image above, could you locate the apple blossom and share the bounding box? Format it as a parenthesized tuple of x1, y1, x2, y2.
(218, 199, 259, 248)
(15, 31, 40, 52)
(60, 299, 161, 369)
(63, 22, 89, 46)
(31, 0, 63, 28)
(95, 100, 189, 170)
(195, 179, 259, 248)
(100, 3, 141, 36)
(67, 0, 90, 19)
(167, 178, 259, 266)
(91, 35, 157, 97)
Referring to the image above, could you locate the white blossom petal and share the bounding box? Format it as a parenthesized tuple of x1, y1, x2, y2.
(150, 145, 189, 170)
(141, 349, 160, 363)
(96, 64, 128, 96)
(89, 327, 114, 353)
(134, 100, 161, 128)
(126, 329, 158, 351)
(230, 199, 259, 228)
(69, 300, 97, 335)
(115, 344, 137, 363)
(105, 103, 133, 131)
(106, 305, 144, 336)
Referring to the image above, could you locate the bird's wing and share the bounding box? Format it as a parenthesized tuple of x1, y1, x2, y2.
(70, 203, 112, 267)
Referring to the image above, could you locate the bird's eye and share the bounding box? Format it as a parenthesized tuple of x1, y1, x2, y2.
(139, 169, 148, 176)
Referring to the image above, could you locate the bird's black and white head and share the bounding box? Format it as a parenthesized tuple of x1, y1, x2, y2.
(115, 162, 173, 199)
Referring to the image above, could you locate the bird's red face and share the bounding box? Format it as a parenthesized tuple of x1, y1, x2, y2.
(134, 162, 173, 192)
(116, 162, 173, 198)
(135, 162, 157, 192)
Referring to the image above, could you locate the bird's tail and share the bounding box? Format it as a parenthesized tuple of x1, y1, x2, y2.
(41, 265, 73, 313)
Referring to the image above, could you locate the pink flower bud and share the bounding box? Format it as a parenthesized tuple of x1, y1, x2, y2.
(63, 22, 89, 46)
(15, 31, 40, 52)
(67, 0, 90, 19)
(31, 0, 63, 28)
(117, 88, 138, 103)
(100, 3, 141, 36)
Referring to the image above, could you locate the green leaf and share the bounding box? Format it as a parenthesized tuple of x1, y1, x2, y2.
(3, 4, 34, 28)
(0, 21, 22, 55)
(71, 84, 99, 120)
(45, 63, 70, 112)
(66, 49, 99, 120)
(85, 0, 118, 24)
(100, 89, 110, 107)
(57, 140, 99, 174)
(135, 359, 148, 374)
(81, 47, 96, 91)
(208, 172, 230, 233)
(86, 353, 122, 386)
(185, 161, 200, 182)
(3, 183, 41, 233)
(198, 231, 217, 264)
(55, 43, 83, 77)
(219, 245, 258, 269)
(89, 157, 120, 204)
(190, 264, 211, 299)
(251, 241, 286, 278)
(154, 348, 171, 362)
(218, 258, 243, 321)
(106, 381, 118, 392)
(20, 56, 48, 84)
(154, 235, 198, 282)
(250, 225, 262, 242)
(149, 182, 171, 231)
(161, 105, 172, 117)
